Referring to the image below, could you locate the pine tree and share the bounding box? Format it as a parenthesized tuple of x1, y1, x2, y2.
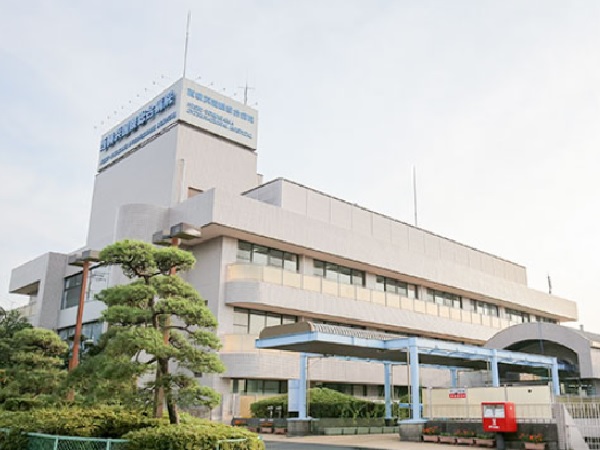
(0, 328, 68, 410)
(88, 240, 225, 424)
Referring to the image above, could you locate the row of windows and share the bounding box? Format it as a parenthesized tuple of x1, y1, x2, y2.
(237, 241, 299, 272)
(233, 308, 297, 334)
(235, 240, 557, 324)
(424, 291, 551, 324)
(426, 288, 462, 309)
(321, 383, 406, 399)
(232, 379, 288, 394)
(375, 276, 418, 299)
(535, 316, 557, 324)
(231, 379, 407, 399)
(57, 321, 104, 345)
(506, 308, 531, 323)
(471, 300, 500, 317)
(313, 260, 365, 286)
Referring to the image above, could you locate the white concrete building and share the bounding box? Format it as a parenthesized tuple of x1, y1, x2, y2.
(9, 78, 577, 421)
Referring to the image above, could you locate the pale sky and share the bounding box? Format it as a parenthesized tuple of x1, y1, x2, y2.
(1, 1, 599, 331)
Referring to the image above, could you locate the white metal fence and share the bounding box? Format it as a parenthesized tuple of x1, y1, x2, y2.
(557, 398, 600, 449)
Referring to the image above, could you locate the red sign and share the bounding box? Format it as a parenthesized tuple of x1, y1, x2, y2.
(449, 389, 466, 399)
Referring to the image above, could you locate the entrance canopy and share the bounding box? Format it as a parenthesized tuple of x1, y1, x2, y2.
(256, 322, 562, 421)
(257, 322, 565, 371)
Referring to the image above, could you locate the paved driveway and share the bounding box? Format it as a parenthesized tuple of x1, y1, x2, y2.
(262, 433, 463, 450)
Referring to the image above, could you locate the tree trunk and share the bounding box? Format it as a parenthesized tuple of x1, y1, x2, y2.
(166, 389, 179, 424)
(159, 356, 177, 423)
(154, 364, 164, 418)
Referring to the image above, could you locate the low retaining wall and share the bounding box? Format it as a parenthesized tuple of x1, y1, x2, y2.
(424, 421, 559, 450)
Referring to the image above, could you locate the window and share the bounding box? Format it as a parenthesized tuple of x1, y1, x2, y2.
(232, 379, 288, 394)
(62, 273, 83, 309)
(283, 252, 297, 271)
(237, 241, 252, 262)
(471, 300, 499, 317)
(233, 309, 249, 334)
(425, 288, 463, 309)
(535, 315, 557, 324)
(237, 241, 299, 272)
(58, 321, 104, 345)
(61, 266, 109, 310)
(375, 276, 418, 299)
(313, 260, 325, 277)
(232, 308, 298, 334)
(312, 260, 365, 286)
(506, 308, 531, 323)
(253, 245, 269, 266)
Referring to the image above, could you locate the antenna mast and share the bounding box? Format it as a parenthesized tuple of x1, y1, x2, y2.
(182, 11, 191, 78)
(413, 166, 418, 227)
(238, 77, 255, 105)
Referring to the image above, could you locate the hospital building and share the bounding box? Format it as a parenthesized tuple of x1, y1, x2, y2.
(9, 78, 579, 422)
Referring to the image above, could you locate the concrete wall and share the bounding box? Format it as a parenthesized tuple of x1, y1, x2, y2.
(177, 125, 259, 196)
(87, 127, 180, 250)
(247, 179, 527, 285)
(425, 385, 553, 419)
(10, 252, 70, 329)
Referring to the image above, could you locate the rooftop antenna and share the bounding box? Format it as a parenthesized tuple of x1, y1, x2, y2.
(182, 11, 192, 78)
(412, 165, 418, 227)
(238, 76, 255, 105)
(547, 274, 552, 295)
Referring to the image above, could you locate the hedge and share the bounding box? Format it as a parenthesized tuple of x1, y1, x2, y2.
(250, 387, 409, 419)
(0, 407, 264, 450)
(124, 421, 265, 450)
(0, 428, 28, 450)
(0, 405, 159, 438)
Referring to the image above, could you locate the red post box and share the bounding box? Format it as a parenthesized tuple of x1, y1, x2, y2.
(481, 402, 517, 433)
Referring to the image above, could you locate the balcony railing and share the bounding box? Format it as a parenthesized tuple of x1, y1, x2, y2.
(226, 263, 516, 329)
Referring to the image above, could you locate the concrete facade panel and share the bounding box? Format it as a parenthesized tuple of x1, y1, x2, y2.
(330, 198, 352, 230)
(87, 127, 179, 250)
(306, 190, 330, 224)
(37, 253, 70, 330)
(351, 207, 372, 236)
(372, 214, 392, 242)
(390, 222, 409, 250)
(424, 233, 441, 259)
(9, 253, 48, 294)
(176, 125, 259, 195)
(279, 181, 306, 216)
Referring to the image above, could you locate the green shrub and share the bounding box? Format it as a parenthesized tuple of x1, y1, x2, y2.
(250, 388, 409, 419)
(0, 405, 159, 438)
(0, 428, 28, 450)
(124, 422, 264, 450)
